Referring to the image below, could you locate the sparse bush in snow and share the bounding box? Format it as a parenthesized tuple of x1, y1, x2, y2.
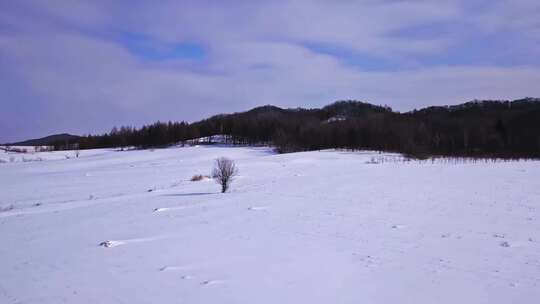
(212, 157, 238, 193)
(191, 174, 209, 182)
(365, 157, 378, 164)
(22, 157, 43, 162)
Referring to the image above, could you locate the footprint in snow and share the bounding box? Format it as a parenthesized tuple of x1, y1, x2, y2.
(200, 280, 224, 286)
(159, 266, 196, 280)
(391, 224, 406, 229)
(502, 240, 531, 248)
(99, 240, 124, 248)
(159, 265, 193, 272)
(99, 236, 167, 248)
(500, 241, 511, 248)
(154, 206, 189, 213)
(247, 206, 269, 211)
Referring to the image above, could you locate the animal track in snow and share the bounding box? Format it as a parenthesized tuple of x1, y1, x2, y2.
(247, 206, 269, 211)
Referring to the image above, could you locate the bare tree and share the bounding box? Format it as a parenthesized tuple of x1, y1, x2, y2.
(212, 157, 238, 193)
(74, 144, 80, 158)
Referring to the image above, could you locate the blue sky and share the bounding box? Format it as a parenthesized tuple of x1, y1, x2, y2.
(115, 32, 206, 62)
(1, 0, 540, 142)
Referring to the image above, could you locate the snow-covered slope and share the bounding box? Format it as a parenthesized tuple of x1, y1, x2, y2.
(0, 146, 539, 303)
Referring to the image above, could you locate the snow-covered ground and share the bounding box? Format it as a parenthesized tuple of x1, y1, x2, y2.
(0, 146, 85, 163)
(1, 146, 539, 303)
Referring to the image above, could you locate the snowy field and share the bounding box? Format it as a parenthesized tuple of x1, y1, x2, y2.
(1, 146, 539, 303)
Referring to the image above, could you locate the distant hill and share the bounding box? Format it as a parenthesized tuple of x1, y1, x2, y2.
(13, 98, 540, 159)
(7, 133, 81, 146)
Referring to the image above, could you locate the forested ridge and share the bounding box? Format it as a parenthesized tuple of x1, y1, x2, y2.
(69, 97, 540, 159)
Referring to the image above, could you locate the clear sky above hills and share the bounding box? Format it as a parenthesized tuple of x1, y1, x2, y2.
(1, 0, 539, 142)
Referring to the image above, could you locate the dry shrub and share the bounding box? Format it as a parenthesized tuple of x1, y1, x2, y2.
(190, 174, 206, 182)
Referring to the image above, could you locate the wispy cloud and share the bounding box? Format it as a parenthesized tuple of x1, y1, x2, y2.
(1, 0, 539, 142)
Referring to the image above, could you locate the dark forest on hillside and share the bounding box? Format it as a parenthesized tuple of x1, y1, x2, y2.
(63, 98, 540, 159)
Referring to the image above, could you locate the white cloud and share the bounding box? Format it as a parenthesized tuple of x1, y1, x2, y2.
(1, 0, 540, 142)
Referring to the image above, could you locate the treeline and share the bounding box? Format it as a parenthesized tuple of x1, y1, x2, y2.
(76, 98, 540, 159)
(78, 122, 197, 149)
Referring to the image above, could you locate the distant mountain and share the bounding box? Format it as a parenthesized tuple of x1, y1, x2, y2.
(7, 133, 81, 146)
